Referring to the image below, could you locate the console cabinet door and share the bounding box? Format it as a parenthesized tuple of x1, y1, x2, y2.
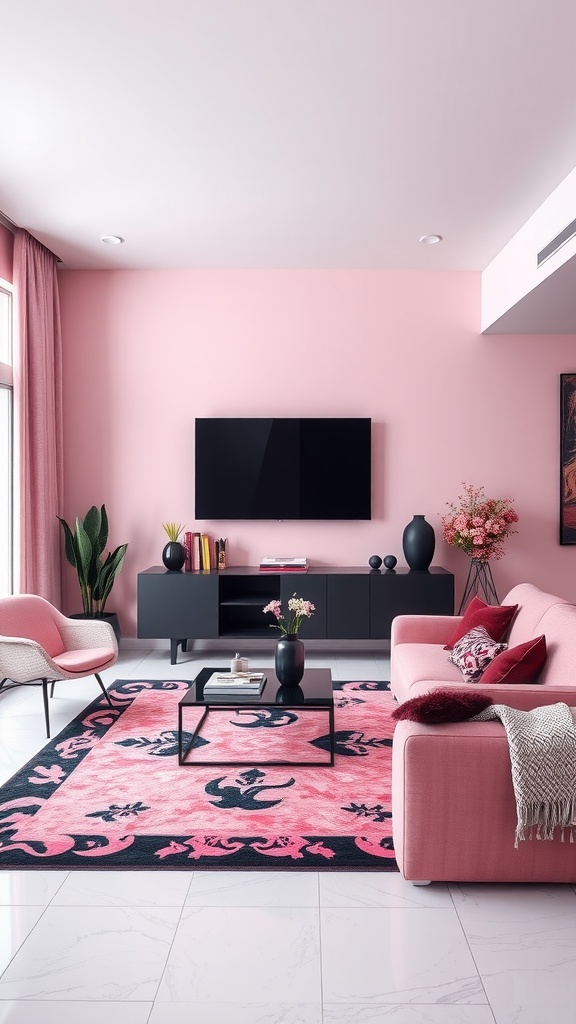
(327, 574, 370, 638)
(138, 571, 219, 639)
(370, 570, 454, 638)
(280, 575, 327, 638)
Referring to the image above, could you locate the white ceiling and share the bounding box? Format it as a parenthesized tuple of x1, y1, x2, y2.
(2, 0, 576, 272)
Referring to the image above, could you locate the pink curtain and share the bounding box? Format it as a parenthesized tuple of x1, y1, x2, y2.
(13, 229, 63, 605)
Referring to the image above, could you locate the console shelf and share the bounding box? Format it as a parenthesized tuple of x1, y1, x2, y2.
(137, 565, 455, 664)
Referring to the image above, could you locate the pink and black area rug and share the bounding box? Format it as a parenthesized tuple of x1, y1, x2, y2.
(0, 679, 398, 871)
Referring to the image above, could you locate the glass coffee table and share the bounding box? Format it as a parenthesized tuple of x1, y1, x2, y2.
(178, 666, 335, 767)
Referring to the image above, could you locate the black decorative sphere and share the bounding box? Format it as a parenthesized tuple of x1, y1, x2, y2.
(383, 554, 397, 570)
(368, 554, 382, 570)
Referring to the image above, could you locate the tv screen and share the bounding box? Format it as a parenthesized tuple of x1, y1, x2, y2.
(195, 417, 371, 520)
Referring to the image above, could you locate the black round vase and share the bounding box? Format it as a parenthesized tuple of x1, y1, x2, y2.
(402, 515, 435, 570)
(275, 634, 305, 687)
(162, 541, 186, 572)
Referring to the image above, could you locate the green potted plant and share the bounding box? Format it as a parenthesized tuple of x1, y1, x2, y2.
(58, 504, 128, 641)
(162, 522, 186, 571)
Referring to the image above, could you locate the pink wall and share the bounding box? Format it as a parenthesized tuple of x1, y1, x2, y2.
(0, 224, 14, 283)
(58, 269, 576, 636)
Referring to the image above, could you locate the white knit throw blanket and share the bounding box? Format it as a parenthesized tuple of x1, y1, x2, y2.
(471, 702, 576, 846)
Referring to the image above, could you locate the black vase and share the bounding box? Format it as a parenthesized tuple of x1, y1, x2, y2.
(162, 541, 186, 572)
(275, 634, 305, 687)
(402, 515, 435, 570)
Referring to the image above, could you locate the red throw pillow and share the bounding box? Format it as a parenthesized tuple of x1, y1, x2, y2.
(444, 595, 518, 650)
(480, 635, 547, 684)
(391, 689, 493, 724)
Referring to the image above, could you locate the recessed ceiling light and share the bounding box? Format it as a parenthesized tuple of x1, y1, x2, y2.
(100, 234, 124, 245)
(418, 234, 443, 245)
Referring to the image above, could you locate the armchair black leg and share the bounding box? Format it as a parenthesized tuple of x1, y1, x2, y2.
(50, 681, 56, 698)
(41, 679, 51, 738)
(95, 672, 113, 707)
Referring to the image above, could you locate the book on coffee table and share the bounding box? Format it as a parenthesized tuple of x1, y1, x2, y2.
(203, 672, 266, 695)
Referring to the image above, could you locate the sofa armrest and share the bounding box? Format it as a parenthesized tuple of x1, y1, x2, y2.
(473, 682, 576, 712)
(391, 614, 462, 648)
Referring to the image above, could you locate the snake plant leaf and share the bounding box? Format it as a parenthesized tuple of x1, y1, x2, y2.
(95, 544, 128, 612)
(57, 517, 79, 569)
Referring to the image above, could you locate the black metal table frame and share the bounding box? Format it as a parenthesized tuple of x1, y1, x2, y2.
(178, 694, 335, 768)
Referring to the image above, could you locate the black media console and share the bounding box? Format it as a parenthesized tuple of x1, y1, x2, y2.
(137, 565, 455, 664)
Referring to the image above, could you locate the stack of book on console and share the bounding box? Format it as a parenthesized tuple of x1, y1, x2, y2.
(203, 672, 266, 697)
(259, 557, 308, 572)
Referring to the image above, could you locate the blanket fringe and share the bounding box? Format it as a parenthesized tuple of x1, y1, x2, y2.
(515, 798, 576, 847)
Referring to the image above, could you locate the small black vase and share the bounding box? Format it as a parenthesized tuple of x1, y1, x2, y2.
(275, 633, 305, 687)
(162, 541, 186, 572)
(402, 515, 435, 570)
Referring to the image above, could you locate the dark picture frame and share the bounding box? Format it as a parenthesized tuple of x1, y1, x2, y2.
(560, 373, 576, 544)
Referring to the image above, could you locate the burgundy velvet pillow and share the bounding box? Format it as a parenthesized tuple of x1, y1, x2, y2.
(480, 634, 547, 684)
(444, 595, 518, 650)
(391, 688, 493, 724)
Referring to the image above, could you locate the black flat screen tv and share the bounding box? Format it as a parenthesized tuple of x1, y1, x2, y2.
(195, 417, 372, 520)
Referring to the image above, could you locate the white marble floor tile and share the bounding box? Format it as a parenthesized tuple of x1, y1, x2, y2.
(0, 1001, 153, 1024)
(319, 873, 452, 909)
(52, 870, 192, 907)
(185, 869, 319, 907)
(0, 907, 47, 975)
(149, 1002, 323, 1024)
(0, 906, 180, 1001)
(320, 908, 486, 1004)
(332, 656, 384, 681)
(0, 872, 68, 906)
(450, 884, 576, 1018)
(155, 905, 321, 1003)
(323, 1007, 496, 1023)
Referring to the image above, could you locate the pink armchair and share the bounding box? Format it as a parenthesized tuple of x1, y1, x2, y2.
(0, 594, 117, 737)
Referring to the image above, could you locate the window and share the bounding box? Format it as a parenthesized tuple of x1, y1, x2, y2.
(0, 280, 14, 596)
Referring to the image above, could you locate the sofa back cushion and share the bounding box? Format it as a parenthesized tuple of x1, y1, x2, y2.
(537, 603, 576, 686)
(503, 583, 570, 647)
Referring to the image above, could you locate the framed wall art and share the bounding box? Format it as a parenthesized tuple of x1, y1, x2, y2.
(560, 373, 576, 544)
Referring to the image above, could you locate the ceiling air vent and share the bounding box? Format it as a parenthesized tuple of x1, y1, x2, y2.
(537, 218, 576, 268)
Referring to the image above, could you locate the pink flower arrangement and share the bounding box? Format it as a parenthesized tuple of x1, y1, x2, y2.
(441, 483, 519, 562)
(262, 593, 316, 636)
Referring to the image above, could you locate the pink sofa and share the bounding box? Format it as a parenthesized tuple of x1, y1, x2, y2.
(391, 583, 576, 710)
(390, 583, 576, 882)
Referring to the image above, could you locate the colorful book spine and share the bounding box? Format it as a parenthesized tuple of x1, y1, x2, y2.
(184, 531, 192, 572)
(192, 532, 201, 571)
(201, 533, 211, 571)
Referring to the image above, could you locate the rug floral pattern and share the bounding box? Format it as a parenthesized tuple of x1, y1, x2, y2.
(0, 679, 397, 870)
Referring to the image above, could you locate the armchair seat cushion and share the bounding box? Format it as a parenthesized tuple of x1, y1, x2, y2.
(52, 647, 116, 673)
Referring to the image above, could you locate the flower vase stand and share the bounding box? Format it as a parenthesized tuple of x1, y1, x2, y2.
(458, 558, 499, 614)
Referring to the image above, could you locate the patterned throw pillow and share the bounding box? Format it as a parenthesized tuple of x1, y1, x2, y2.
(448, 625, 508, 683)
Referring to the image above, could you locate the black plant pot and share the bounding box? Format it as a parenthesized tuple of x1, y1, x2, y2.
(275, 634, 305, 687)
(402, 515, 435, 570)
(162, 541, 186, 572)
(70, 611, 121, 644)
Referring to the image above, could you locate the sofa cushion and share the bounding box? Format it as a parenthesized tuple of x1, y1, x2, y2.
(444, 596, 517, 650)
(503, 583, 570, 647)
(392, 688, 493, 724)
(481, 635, 547, 684)
(448, 626, 508, 682)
